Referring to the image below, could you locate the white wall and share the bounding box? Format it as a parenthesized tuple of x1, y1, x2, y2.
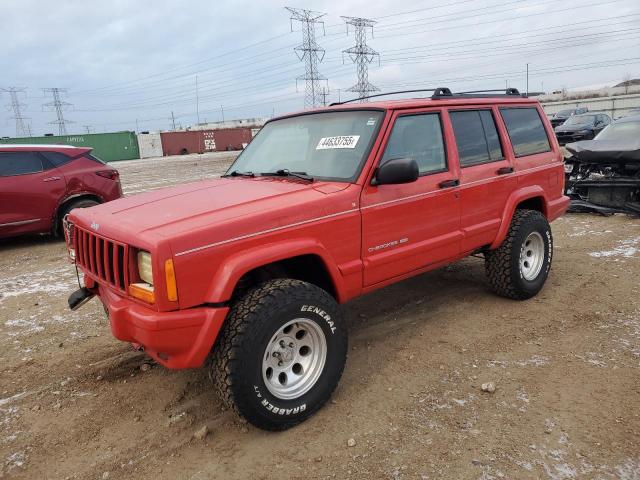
(137, 132, 163, 158)
(541, 94, 640, 119)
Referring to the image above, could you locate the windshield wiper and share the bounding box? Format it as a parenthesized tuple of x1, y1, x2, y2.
(223, 170, 255, 178)
(260, 169, 314, 182)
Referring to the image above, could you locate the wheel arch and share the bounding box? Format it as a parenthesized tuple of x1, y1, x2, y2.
(204, 239, 347, 304)
(54, 192, 103, 235)
(490, 186, 549, 250)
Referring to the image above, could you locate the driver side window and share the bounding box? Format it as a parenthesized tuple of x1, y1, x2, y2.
(381, 113, 446, 175)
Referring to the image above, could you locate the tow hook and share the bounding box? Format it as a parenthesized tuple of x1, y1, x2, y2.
(68, 287, 95, 311)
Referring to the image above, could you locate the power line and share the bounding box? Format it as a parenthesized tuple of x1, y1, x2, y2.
(286, 7, 328, 108)
(341, 16, 380, 101)
(68, 28, 638, 114)
(1, 87, 31, 137)
(375, 0, 626, 39)
(42, 88, 73, 135)
(72, 31, 295, 95)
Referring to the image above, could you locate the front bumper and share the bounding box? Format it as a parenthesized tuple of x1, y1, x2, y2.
(97, 285, 229, 369)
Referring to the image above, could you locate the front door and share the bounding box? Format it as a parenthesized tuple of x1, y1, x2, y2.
(0, 151, 66, 236)
(361, 109, 462, 287)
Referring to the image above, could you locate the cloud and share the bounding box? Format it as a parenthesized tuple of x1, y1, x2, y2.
(1, 0, 639, 136)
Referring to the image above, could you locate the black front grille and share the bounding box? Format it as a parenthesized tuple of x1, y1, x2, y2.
(75, 227, 129, 292)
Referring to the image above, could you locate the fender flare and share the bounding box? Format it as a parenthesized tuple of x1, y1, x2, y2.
(204, 238, 347, 304)
(490, 186, 549, 250)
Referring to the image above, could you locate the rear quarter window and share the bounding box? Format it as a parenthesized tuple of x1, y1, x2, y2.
(41, 151, 72, 167)
(499, 107, 551, 157)
(0, 152, 44, 176)
(86, 153, 106, 165)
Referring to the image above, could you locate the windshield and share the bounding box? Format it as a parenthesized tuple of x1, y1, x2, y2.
(596, 121, 640, 141)
(227, 110, 384, 182)
(564, 115, 596, 126)
(555, 109, 575, 117)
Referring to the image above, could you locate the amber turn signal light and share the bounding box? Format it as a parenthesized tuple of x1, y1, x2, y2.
(128, 283, 155, 304)
(165, 259, 178, 302)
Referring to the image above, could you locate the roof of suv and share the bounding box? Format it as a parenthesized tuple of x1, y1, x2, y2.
(324, 96, 539, 111)
(0, 144, 81, 150)
(0, 143, 93, 156)
(274, 89, 540, 120)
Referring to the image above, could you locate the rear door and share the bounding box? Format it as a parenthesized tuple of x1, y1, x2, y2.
(360, 108, 462, 286)
(0, 151, 66, 236)
(448, 107, 517, 252)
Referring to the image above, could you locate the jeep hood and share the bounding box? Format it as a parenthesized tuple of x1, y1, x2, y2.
(71, 177, 352, 242)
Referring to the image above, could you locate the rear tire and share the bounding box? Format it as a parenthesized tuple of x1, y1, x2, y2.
(485, 209, 553, 300)
(57, 198, 99, 236)
(209, 279, 347, 431)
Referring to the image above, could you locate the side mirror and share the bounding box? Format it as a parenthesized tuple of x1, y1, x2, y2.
(373, 157, 419, 185)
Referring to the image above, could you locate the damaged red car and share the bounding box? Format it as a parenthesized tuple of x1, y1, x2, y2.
(0, 144, 122, 239)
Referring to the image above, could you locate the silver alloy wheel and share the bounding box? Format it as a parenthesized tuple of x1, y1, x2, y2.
(519, 231, 545, 281)
(262, 318, 327, 400)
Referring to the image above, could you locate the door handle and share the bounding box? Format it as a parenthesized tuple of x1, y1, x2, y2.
(438, 179, 460, 188)
(43, 176, 61, 182)
(497, 167, 514, 175)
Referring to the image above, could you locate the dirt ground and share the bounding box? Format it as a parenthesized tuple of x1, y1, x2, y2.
(1, 152, 639, 479)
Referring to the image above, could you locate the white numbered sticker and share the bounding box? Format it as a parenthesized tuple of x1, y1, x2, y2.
(316, 135, 360, 150)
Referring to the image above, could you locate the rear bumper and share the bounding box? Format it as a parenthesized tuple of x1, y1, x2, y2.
(98, 285, 229, 369)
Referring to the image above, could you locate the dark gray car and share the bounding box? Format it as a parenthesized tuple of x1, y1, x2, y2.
(555, 113, 611, 145)
(550, 107, 589, 128)
(564, 115, 640, 215)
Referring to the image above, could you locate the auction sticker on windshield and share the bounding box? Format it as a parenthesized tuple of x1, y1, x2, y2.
(316, 135, 360, 149)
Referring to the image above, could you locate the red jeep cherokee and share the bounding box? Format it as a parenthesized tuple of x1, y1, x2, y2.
(65, 88, 569, 430)
(0, 144, 122, 239)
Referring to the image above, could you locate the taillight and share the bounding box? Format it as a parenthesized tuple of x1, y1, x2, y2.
(96, 170, 119, 181)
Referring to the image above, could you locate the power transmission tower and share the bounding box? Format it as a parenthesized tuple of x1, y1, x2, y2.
(170, 111, 177, 130)
(319, 87, 330, 107)
(42, 88, 73, 135)
(286, 7, 328, 109)
(1, 87, 31, 137)
(341, 16, 380, 101)
(83, 125, 93, 134)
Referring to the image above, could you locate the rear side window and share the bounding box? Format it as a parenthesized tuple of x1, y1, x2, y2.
(500, 107, 551, 157)
(41, 151, 72, 167)
(382, 113, 446, 175)
(450, 110, 503, 167)
(0, 152, 44, 176)
(87, 153, 106, 165)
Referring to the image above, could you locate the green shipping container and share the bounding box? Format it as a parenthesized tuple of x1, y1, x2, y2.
(0, 131, 140, 162)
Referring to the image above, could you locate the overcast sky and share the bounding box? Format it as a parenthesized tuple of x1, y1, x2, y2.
(2, 0, 639, 137)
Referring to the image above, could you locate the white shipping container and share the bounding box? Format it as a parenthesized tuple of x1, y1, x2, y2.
(137, 132, 163, 158)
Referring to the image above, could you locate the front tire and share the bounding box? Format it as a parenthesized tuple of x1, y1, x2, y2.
(485, 209, 553, 300)
(209, 279, 347, 431)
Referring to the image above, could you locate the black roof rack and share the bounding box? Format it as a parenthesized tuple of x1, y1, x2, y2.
(330, 87, 524, 105)
(433, 87, 523, 99)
